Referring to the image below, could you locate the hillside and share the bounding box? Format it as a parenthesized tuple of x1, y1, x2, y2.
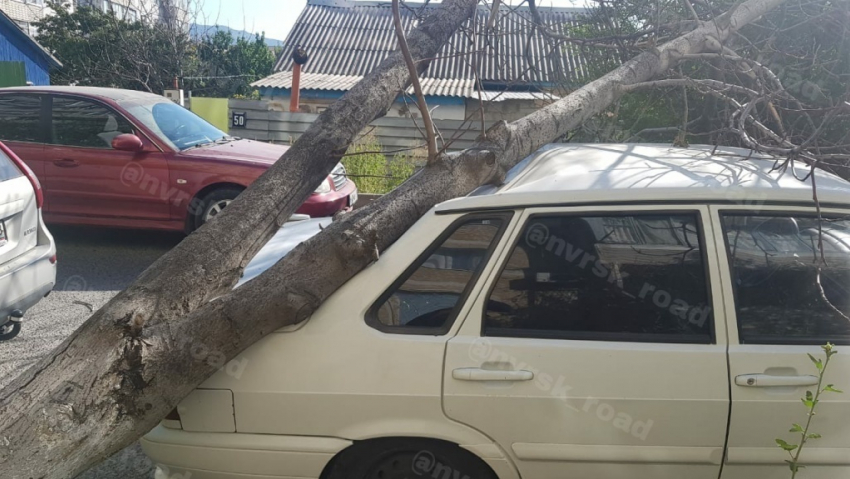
(190, 24, 284, 47)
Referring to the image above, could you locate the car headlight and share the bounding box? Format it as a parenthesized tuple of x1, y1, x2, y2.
(314, 179, 332, 194)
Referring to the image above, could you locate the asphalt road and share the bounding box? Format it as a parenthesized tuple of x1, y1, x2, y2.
(0, 224, 185, 479)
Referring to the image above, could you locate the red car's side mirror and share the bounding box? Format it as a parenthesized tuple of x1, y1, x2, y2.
(112, 134, 144, 152)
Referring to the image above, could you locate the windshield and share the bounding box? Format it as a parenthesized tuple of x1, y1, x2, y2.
(119, 99, 227, 151)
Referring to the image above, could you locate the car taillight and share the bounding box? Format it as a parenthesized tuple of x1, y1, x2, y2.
(0, 143, 43, 209)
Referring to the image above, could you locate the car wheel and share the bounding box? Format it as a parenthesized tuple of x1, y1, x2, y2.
(193, 187, 244, 230)
(324, 438, 497, 479)
(0, 322, 21, 341)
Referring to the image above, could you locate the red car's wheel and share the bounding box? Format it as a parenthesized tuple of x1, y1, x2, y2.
(193, 187, 244, 231)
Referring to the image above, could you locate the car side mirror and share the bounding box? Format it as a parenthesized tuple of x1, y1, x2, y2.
(112, 134, 144, 152)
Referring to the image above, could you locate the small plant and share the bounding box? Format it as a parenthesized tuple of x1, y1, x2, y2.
(342, 134, 419, 194)
(775, 343, 843, 478)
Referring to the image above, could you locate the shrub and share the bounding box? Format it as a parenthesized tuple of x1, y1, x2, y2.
(343, 135, 419, 194)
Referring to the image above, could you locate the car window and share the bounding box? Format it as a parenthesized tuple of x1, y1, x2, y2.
(484, 213, 713, 343)
(51, 97, 134, 149)
(0, 95, 42, 143)
(722, 214, 850, 344)
(0, 149, 22, 182)
(369, 216, 507, 333)
(119, 99, 226, 151)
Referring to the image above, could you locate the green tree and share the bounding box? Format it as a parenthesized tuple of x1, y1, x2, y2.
(190, 30, 276, 98)
(35, 2, 192, 93)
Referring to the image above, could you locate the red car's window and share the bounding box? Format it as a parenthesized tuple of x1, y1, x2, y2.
(0, 95, 42, 143)
(50, 97, 134, 149)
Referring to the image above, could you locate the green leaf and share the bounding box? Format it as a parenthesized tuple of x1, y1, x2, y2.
(790, 424, 804, 433)
(824, 385, 844, 393)
(808, 353, 824, 370)
(776, 439, 799, 452)
(807, 433, 822, 440)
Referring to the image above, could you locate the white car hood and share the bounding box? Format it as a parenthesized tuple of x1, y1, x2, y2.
(235, 218, 332, 288)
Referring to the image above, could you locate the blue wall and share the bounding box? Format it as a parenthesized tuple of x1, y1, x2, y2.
(0, 26, 52, 86)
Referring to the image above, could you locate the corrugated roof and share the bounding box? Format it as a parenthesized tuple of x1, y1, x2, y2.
(252, 71, 559, 101)
(258, 0, 589, 94)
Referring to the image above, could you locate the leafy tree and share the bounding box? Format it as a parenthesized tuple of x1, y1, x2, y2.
(35, 2, 192, 93)
(190, 30, 276, 98)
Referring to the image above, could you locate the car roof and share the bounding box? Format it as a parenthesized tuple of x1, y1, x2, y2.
(0, 86, 167, 103)
(436, 144, 850, 212)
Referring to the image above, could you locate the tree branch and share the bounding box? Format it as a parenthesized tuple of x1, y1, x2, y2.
(393, 0, 439, 161)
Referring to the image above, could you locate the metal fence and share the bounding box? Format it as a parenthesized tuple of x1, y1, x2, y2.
(227, 99, 490, 152)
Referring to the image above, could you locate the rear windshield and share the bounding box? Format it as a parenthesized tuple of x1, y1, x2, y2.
(0, 149, 22, 182)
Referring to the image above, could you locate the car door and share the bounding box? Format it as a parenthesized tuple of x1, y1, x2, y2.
(443, 205, 731, 479)
(711, 205, 850, 479)
(0, 94, 48, 201)
(41, 95, 171, 221)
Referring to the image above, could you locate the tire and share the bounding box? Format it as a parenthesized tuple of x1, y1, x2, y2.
(0, 322, 21, 341)
(192, 187, 244, 231)
(324, 438, 497, 479)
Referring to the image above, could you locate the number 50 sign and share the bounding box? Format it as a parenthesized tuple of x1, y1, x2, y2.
(232, 112, 247, 128)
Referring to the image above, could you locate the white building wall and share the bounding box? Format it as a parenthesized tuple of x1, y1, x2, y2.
(0, 0, 48, 35)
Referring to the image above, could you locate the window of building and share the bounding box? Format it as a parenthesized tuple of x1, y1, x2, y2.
(722, 213, 850, 344)
(369, 215, 508, 334)
(484, 213, 714, 343)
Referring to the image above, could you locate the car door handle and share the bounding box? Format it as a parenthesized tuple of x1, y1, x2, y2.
(452, 368, 534, 382)
(53, 159, 79, 168)
(735, 374, 820, 388)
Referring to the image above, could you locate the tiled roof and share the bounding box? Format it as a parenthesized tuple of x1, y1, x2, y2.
(252, 71, 560, 101)
(261, 0, 589, 93)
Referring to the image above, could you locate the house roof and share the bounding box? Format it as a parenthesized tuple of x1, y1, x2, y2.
(0, 10, 62, 70)
(436, 144, 850, 212)
(253, 71, 560, 101)
(255, 0, 590, 96)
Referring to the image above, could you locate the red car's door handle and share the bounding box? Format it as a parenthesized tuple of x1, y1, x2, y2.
(53, 159, 79, 168)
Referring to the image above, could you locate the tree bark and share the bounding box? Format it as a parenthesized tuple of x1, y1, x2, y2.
(0, 0, 788, 477)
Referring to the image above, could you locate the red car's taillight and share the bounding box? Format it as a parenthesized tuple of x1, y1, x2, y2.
(0, 142, 43, 208)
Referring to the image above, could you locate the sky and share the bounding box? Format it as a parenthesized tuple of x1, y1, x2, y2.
(200, 0, 581, 42)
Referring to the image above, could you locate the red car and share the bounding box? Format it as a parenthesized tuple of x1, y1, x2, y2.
(0, 87, 357, 232)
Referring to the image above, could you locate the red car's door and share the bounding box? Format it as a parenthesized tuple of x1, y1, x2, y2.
(0, 94, 48, 206)
(41, 95, 171, 221)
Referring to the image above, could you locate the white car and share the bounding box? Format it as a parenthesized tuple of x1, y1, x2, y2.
(142, 144, 850, 479)
(0, 142, 56, 341)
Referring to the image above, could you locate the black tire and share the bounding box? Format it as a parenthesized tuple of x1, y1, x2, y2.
(0, 322, 21, 341)
(324, 438, 498, 479)
(192, 187, 244, 231)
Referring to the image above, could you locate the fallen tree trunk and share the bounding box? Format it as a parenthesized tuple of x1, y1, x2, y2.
(0, 0, 788, 477)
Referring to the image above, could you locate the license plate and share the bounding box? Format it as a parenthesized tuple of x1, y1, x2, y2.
(0, 221, 6, 248)
(349, 190, 359, 208)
